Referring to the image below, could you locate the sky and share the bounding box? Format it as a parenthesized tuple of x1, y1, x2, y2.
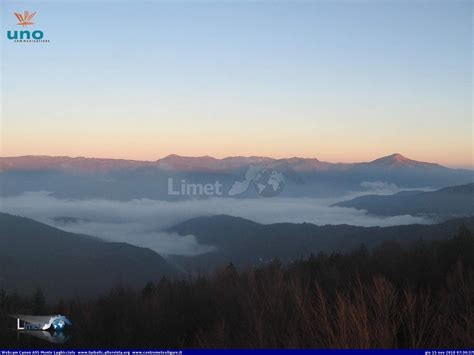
(1, 0, 472, 168)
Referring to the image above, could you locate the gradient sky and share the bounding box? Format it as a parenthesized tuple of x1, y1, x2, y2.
(1, 0, 472, 167)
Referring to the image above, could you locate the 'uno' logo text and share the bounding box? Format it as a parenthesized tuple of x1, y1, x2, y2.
(6, 11, 50, 43)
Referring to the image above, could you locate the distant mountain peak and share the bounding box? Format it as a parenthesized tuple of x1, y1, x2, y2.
(369, 153, 441, 168)
(374, 153, 410, 162)
(390, 153, 408, 160)
(284, 157, 321, 163)
(161, 154, 216, 160)
(161, 154, 181, 160)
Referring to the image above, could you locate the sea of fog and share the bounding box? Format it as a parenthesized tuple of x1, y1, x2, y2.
(0, 182, 434, 256)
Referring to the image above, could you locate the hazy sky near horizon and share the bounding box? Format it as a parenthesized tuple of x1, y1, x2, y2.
(1, 0, 472, 167)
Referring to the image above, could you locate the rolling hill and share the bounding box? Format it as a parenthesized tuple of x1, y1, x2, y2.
(0, 213, 175, 300)
(167, 214, 474, 271)
(333, 183, 474, 219)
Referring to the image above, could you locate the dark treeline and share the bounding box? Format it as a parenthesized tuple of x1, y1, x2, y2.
(0, 226, 473, 348)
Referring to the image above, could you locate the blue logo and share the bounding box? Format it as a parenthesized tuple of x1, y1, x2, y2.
(14, 314, 72, 331)
(12, 314, 72, 343)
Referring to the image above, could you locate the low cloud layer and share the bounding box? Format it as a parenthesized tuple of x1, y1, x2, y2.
(357, 181, 433, 196)
(0, 184, 433, 256)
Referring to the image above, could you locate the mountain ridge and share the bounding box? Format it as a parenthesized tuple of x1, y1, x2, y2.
(2, 154, 472, 200)
(0, 153, 466, 172)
